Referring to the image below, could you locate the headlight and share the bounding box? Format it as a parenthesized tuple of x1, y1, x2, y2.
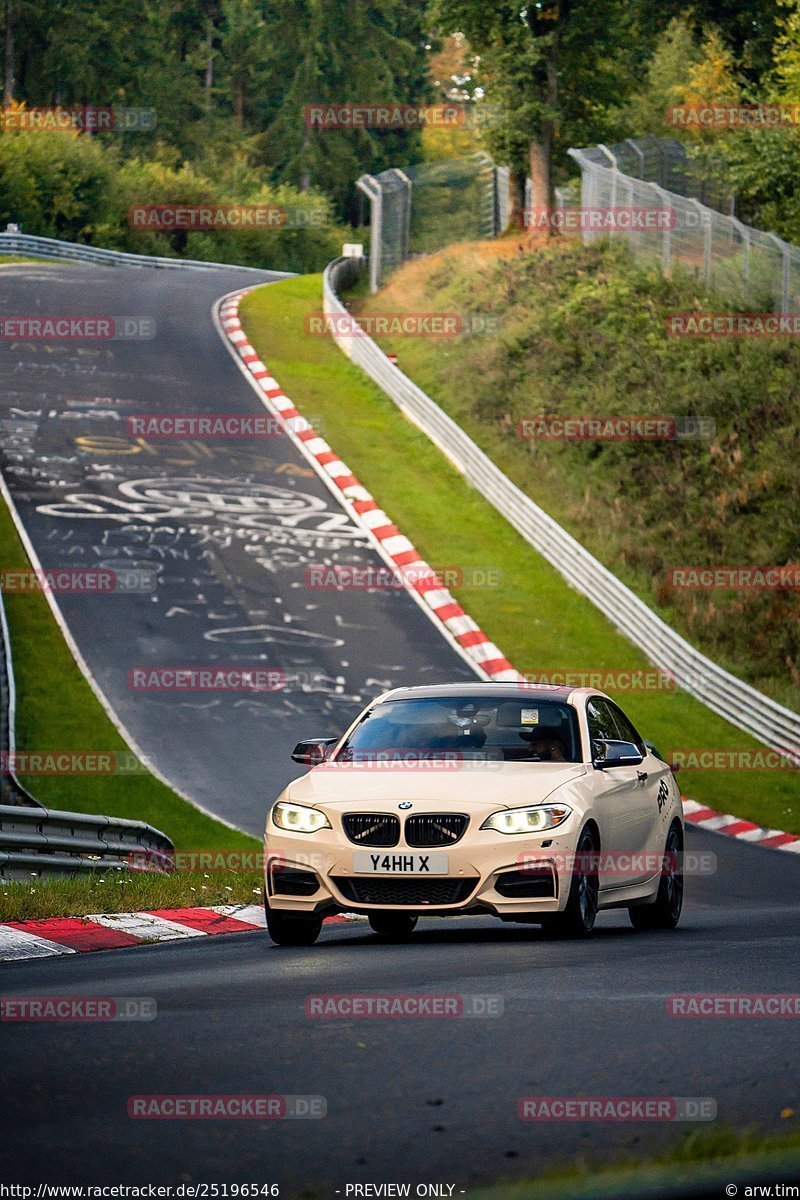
(271, 801, 331, 834)
(480, 804, 571, 835)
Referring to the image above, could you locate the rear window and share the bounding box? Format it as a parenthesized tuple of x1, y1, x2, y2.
(336, 696, 582, 763)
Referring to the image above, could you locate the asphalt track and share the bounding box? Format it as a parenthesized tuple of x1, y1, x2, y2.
(1, 827, 799, 1187)
(0, 263, 475, 831)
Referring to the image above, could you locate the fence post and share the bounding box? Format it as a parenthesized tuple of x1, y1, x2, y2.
(654, 185, 672, 271)
(625, 138, 646, 178)
(687, 199, 712, 289)
(766, 233, 790, 312)
(356, 174, 382, 294)
(731, 217, 751, 306)
(392, 168, 412, 263)
(598, 144, 617, 204)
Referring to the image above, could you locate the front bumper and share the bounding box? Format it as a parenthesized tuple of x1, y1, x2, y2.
(264, 824, 580, 918)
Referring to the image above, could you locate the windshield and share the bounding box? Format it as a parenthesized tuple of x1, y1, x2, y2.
(336, 696, 583, 763)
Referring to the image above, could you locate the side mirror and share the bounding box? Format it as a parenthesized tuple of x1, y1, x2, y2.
(291, 737, 338, 766)
(593, 739, 644, 769)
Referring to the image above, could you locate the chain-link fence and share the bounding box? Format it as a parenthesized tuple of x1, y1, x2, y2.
(357, 154, 509, 291)
(570, 136, 734, 213)
(567, 137, 799, 312)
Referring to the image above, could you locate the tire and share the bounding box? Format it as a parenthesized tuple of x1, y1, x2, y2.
(265, 897, 322, 947)
(629, 823, 684, 931)
(541, 826, 599, 939)
(368, 913, 418, 940)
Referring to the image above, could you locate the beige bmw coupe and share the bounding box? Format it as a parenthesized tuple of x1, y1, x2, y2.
(263, 683, 684, 945)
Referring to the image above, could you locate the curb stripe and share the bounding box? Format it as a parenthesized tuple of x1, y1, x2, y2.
(87, 912, 207, 941)
(145, 907, 264, 935)
(3, 918, 141, 951)
(0, 904, 369, 961)
(0, 926, 76, 960)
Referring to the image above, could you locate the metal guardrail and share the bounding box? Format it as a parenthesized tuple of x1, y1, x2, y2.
(0, 230, 293, 275)
(323, 256, 800, 757)
(0, 588, 174, 877)
(0, 805, 174, 879)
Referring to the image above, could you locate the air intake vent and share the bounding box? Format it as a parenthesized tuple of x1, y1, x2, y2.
(332, 877, 477, 906)
(404, 813, 469, 847)
(342, 813, 400, 847)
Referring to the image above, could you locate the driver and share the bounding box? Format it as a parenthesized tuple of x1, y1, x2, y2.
(524, 729, 568, 762)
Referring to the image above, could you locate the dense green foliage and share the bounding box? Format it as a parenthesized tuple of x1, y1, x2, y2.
(0, 127, 348, 270)
(3, 0, 798, 248)
(1, 0, 430, 222)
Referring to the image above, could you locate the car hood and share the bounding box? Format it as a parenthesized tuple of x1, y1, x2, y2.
(283, 761, 587, 813)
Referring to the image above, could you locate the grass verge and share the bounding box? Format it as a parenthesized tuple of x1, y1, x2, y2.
(469, 1124, 800, 1200)
(0, 493, 258, 857)
(0, 869, 263, 921)
(0, 256, 67, 265)
(240, 275, 798, 834)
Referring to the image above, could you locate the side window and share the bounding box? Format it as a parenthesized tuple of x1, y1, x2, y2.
(607, 701, 646, 753)
(587, 698, 619, 746)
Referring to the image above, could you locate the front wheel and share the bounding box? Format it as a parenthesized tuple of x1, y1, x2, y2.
(368, 913, 418, 941)
(265, 902, 322, 947)
(541, 826, 599, 939)
(629, 823, 684, 931)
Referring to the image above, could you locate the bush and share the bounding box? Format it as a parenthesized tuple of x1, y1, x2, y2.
(0, 125, 350, 271)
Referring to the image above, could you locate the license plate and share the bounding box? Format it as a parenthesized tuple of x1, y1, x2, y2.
(352, 851, 449, 875)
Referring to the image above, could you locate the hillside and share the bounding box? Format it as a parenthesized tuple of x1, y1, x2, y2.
(354, 238, 800, 713)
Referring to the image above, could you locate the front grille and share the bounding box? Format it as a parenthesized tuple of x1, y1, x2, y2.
(270, 865, 320, 897)
(405, 813, 469, 847)
(494, 867, 557, 899)
(342, 813, 400, 847)
(332, 876, 478, 906)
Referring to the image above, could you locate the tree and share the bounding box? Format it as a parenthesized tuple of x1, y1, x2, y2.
(772, 0, 800, 99)
(215, 0, 271, 129)
(616, 16, 702, 137)
(258, 0, 429, 218)
(430, 0, 641, 223)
